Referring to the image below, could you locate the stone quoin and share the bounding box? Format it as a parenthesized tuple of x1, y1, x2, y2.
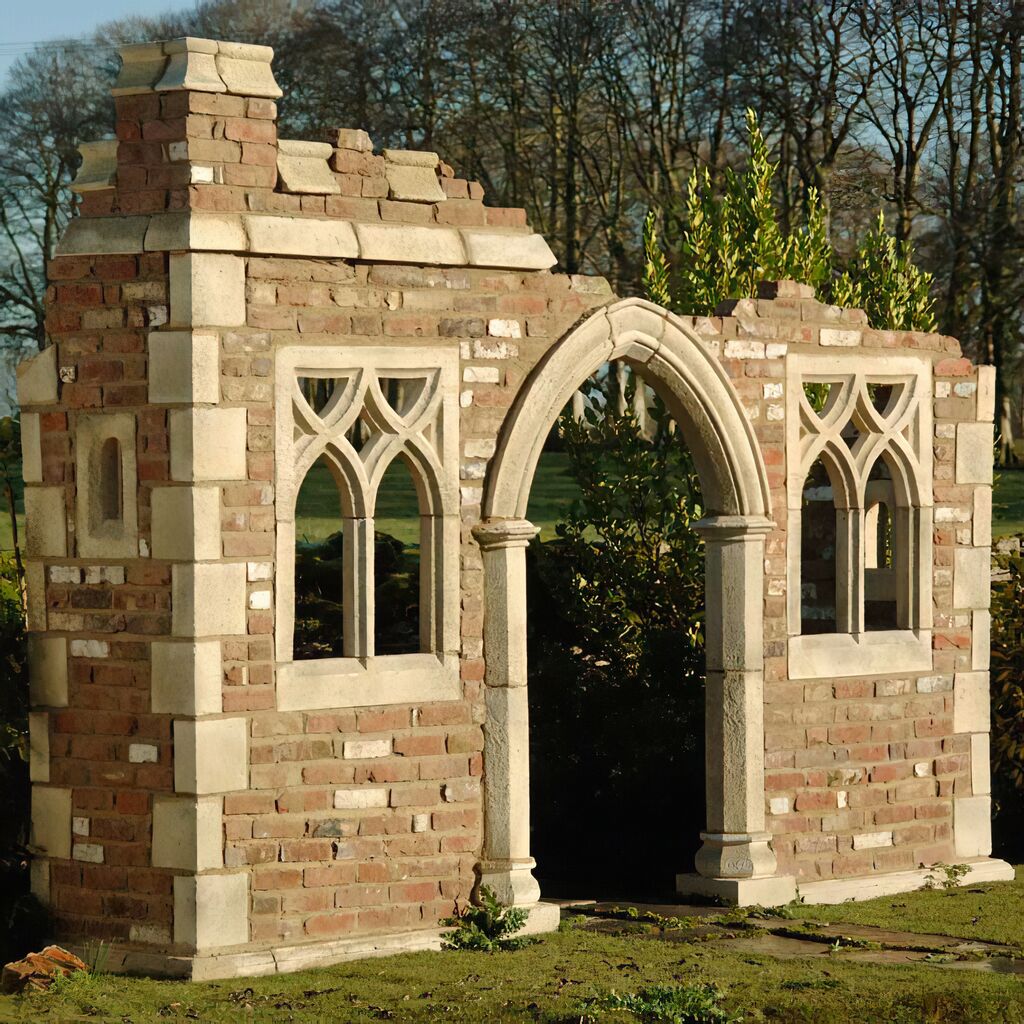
(20, 36, 1012, 979)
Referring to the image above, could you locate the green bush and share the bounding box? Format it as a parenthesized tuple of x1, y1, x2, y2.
(0, 551, 45, 961)
(600, 982, 742, 1023)
(644, 110, 935, 331)
(440, 886, 535, 952)
(991, 543, 1024, 856)
(527, 385, 707, 890)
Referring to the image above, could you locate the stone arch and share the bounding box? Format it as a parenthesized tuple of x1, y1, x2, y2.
(473, 297, 795, 908)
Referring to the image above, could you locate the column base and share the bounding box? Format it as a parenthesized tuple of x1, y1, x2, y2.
(676, 871, 797, 907)
(694, 831, 778, 879)
(475, 858, 541, 906)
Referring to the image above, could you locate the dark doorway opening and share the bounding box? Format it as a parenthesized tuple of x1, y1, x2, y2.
(524, 362, 707, 898)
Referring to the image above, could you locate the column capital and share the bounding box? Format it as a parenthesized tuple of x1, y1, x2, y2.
(693, 514, 774, 539)
(472, 518, 538, 551)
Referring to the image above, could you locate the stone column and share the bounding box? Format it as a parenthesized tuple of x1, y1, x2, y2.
(471, 518, 541, 907)
(692, 516, 779, 883)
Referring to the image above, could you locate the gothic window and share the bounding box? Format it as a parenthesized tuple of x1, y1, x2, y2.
(274, 348, 460, 711)
(787, 355, 933, 678)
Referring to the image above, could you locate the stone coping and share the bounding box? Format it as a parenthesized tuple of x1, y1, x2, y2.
(55, 212, 557, 270)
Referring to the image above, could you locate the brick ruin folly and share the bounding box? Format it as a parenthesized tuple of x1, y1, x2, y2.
(19, 37, 1013, 979)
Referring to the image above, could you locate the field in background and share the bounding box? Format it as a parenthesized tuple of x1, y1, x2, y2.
(1, 461, 1023, 551)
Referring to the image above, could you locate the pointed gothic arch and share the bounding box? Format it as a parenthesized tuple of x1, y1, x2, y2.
(473, 298, 796, 907)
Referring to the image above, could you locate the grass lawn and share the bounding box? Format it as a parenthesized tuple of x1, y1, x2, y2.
(797, 864, 1024, 948)
(2, 895, 1023, 1023)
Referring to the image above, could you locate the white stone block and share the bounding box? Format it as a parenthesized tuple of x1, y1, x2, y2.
(73, 843, 104, 863)
(724, 340, 765, 359)
(151, 640, 223, 715)
(971, 733, 991, 796)
(487, 319, 522, 339)
(24, 563, 45, 633)
(954, 794, 992, 858)
(16, 346, 57, 405)
(973, 487, 992, 547)
(169, 407, 248, 481)
(28, 713, 49, 782)
(28, 636, 68, 707)
(152, 794, 223, 870)
(21, 414, 42, 483)
(129, 743, 159, 764)
(169, 252, 246, 328)
(72, 816, 89, 836)
(916, 675, 952, 693)
(215, 42, 282, 98)
(762, 382, 783, 399)
(819, 328, 861, 347)
(49, 566, 81, 585)
(277, 140, 340, 195)
(173, 872, 249, 950)
(976, 365, 996, 422)
(953, 546, 991, 610)
(342, 739, 391, 759)
(70, 639, 110, 658)
(247, 562, 272, 581)
(953, 671, 990, 733)
(385, 163, 445, 203)
(31, 786, 71, 859)
(955, 423, 994, 485)
(464, 438, 496, 459)
(913, 761, 931, 777)
(84, 565, 125, 585)
(768, 796, 789, 815)
(461, 231, 556, 271)
(354, 223, 464, 266)
(174, 717, 248, 794)
(172, 562, 247, 637)
(148, 331, 221, 404)
(151, 486, 222, 560)
(248, 589, 271, 610)
(334, 788, 388, 809)
(851, 831, 892, 850)
(463, 366, 499, 384)
(24, 488, 67, 557)
(412, 813, 429, 833)
(972, 610, 991, 671)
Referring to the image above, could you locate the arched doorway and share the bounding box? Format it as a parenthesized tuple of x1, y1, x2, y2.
(472, 298, 795, 907)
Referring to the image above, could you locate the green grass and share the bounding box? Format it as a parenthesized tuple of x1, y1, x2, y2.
(797, 865, 1024, 948)
(1, 916, 1022, 1023)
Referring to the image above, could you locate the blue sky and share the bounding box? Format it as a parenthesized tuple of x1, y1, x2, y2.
(0, 0, 191, 85)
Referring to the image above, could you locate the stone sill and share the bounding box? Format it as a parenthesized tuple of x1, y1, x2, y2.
(276, 652, 460, 711)
(788, 629, 932, 680)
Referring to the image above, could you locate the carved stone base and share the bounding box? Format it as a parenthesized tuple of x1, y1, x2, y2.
(694, 831, 778, 879)
(676, 871, 798, 907)
(475, 858, 541, 906)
